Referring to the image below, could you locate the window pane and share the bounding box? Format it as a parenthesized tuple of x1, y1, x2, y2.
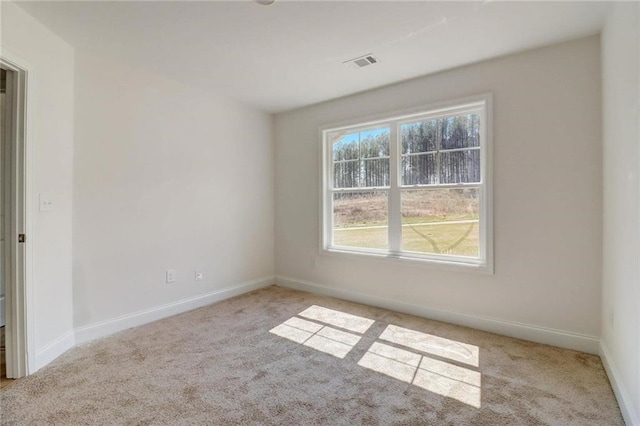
(439, 149, 480, 184)
(402, 153, 437, 185)
(331, 132, 360, 161)
(401, 188, 479, 257)
(360, 128, 390, 158)
(333, 191, 388, 250)
(440, 113, 480, 150)
(401, 119, 438, 154)
(332, 127, 390, 189)
(334, 161, 360, 188)
(362, 158, 389, 187)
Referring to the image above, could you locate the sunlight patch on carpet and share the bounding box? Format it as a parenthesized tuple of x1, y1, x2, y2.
(269, 323, 313, 344)
(380, 324, 479, 367)
(269, 307, 371, 359)
(358, 343, 418, 382)
(298, 305, 375, 333)
(413, 366, 481, 408)
(270, 307, 482, 407)
(358, 337, 481, 408)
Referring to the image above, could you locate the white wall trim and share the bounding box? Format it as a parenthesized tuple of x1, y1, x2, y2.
(1, 46, 36, 377)
(276, 275, 600, 354)
(74, 276, 275, 345)
(0, 295, 4, 327)
(34, 330, 75, 372)
(600, 342, 640, 426)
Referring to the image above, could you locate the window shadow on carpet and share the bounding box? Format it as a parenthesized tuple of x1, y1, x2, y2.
(269, 305, 481, 408)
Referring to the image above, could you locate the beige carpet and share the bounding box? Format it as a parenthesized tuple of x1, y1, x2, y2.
(0, 286, 623, 425)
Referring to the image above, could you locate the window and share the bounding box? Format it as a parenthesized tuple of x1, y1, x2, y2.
(321, 96, 492, 271)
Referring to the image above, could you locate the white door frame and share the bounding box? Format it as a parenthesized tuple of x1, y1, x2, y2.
(1, 51, 33, 378)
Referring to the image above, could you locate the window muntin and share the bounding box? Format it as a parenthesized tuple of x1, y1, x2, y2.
(331, 126, 390, 189)
(400, 112, 481, 186)
(323, 98, 490, 269)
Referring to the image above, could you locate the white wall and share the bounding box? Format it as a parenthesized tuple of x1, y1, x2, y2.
(72, 52, 274, 331)
(1, 2, 75, 369)
(275, 37, 603, 352)
(600, 2, 640, 425)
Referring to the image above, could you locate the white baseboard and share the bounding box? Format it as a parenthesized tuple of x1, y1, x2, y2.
(600, 342, 639, 426)
(276, 275, 600, 354)
(34, 330, 75, 372)
(74, 276, 275, 345)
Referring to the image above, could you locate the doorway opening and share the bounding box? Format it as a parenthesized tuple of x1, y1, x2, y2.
(0, 56, 30, 387)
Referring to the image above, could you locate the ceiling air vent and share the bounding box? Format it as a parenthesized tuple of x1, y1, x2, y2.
(344, 54, 379, 69)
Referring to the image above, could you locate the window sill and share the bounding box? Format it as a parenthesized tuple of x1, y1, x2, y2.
(321, 247, 494, 275)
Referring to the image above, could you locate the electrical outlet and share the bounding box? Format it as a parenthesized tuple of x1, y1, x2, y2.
(195, 270, 204, 281)
(166, 269, 177, 283)
(39, 193, 54, 212)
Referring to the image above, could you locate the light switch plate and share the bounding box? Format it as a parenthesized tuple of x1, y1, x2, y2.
(39, 193, 54, 212)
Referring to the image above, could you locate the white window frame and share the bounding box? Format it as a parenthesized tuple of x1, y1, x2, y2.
(320, 94, 493, 273)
